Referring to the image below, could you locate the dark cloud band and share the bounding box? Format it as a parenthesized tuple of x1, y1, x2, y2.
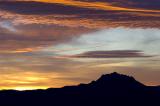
(69, 50, 153, 58)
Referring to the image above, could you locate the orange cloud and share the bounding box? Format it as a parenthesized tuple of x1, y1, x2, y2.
(33, 0, 160, 13)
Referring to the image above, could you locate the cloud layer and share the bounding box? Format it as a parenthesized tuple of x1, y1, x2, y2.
(0, 0, 159, 53)
(0, 0, 160, 90)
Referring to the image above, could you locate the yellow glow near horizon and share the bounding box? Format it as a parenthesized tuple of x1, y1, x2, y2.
(12, 86, 48, 91)
(0, 71, 78, 90)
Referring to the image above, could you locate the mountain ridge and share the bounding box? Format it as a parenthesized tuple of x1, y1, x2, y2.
(0, 72, 160, 106)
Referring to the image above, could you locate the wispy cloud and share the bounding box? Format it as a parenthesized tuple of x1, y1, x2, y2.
(0, 21, 17, 32)
(0, 1, 160, 28)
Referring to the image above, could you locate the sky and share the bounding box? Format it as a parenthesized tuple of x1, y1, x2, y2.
(0, 0, 160, 90)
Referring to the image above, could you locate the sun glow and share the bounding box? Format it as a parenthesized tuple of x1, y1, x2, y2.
(13, 86, 48, 91)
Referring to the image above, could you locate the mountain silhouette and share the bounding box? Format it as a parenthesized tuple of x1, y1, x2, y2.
(89, 72, 144, 87)
(0, 72, 160, 106)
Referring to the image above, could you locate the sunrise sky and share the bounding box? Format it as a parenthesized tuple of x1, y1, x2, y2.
(0, 0, 160, 90)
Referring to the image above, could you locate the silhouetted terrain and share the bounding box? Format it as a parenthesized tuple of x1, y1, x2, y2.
(0, 72, 160, 106)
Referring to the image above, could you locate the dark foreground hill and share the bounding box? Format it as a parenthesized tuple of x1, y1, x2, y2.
(0, 72, 160, 106)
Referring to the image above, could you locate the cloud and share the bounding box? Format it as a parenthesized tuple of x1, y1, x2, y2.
(0, 23, 92, 53)
(0, 21, 17, 32)
(0, 1, 97, 15)
(76, 0, 160, 10)
(0, 1, 160, 28)
(53, 28, 160, 57)
(66, 50, 152, 58)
